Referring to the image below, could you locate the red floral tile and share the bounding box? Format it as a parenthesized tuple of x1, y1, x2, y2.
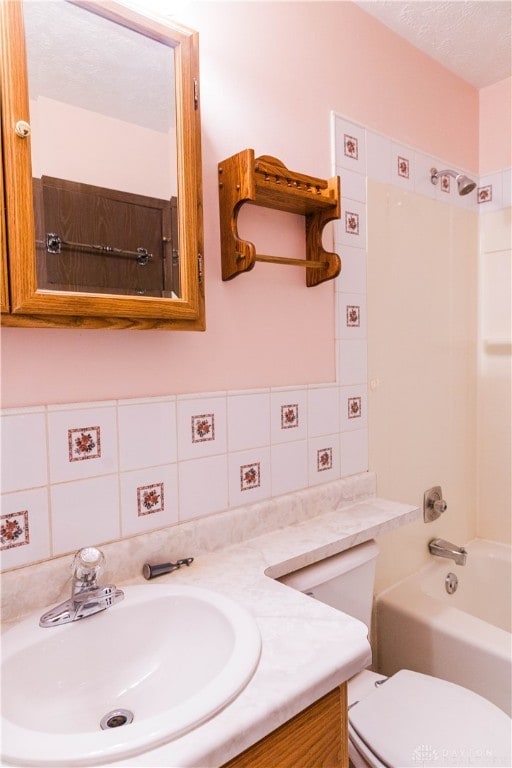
(348, 396, 362, 419)
(137, 482, 164, 516)
(397, 156, 409, 179)
(1, 510, 29, 549)
(191, 413, 215, 443)
(281, 404, 299, 429)
(317, 448, 333, 472)
(344, 134, 359, 160)
(477, 185, 492, 204)
(345, 212, 360, 236)
(240, 462, 261, 491)
(68, 426, 101, 462)
(346, 305, 361, 327)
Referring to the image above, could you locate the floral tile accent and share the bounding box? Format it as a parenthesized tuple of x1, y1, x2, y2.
(477, 185, 492, 204)
(240, 462, 261, 491)
(344, 134, 359, 160)
(68, 426, 101, 462)
(397, 156, 409, 179)
(317, 448, 333, 472)
(348, 396, 362, 419)
(281, 404, 299, 429)
(441, 174, 451, 193)
(191, 413, 215, 443)
(346, 305, 361, 327)
(1, 510, 29, 549)
(345, 211, 360, 236)
(137, 482, 164, 516)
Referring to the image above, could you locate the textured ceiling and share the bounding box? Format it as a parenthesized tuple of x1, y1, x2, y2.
(353, 1, 512, 88)
(24, 1, 175, 132)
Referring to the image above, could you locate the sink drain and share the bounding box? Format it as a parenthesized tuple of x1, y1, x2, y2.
(100, 709, 134, 730)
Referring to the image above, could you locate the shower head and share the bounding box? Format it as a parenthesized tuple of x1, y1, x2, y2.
(430, 168, 477, 196)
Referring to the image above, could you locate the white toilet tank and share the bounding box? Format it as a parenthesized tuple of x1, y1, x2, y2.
(278, 540, 379, 630)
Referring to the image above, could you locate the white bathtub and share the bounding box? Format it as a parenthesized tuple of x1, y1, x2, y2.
(376, 539, 512, 715)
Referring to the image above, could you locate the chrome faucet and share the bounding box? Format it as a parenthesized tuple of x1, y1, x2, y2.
(39, 547, 124, 628)
(428, 538, 467, 566)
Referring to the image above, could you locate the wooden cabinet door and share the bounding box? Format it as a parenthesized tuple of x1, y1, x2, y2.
(222, 685, 348, 768)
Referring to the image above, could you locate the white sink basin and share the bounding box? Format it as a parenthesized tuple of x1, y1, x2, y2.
(1, 583, 261, 766)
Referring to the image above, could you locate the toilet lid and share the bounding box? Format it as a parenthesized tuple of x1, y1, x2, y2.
(349, 670, 511, 768)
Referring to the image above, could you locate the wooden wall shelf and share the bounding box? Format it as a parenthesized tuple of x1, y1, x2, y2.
(218, 149, 341, 287)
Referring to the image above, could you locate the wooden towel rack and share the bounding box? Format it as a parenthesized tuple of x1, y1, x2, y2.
(218, 149, 341, 287)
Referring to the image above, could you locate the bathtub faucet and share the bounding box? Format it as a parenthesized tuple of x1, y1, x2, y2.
(428, 538, 467, 566)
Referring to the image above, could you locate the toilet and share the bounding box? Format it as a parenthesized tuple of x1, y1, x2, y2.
(278, 540, 511, 768)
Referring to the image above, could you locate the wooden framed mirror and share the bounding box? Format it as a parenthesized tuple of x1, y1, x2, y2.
(0, 0, 204, 330)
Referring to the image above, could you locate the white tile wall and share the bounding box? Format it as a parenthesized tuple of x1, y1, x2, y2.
(178, 454, 229, 521)
(1, 407, 47, 492)
(2, 113, 507, 572)
(47, 403, 118, 482)
(50, 475, 120, 555)
(228, 447, 271, 507)
(120, 464, 179, 537)
(118, 398, 177, 471)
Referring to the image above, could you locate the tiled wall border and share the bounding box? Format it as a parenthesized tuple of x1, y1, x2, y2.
(0, 385, 368, 571)
(332, 111, 512, 215)
(2, 115, 509, 573)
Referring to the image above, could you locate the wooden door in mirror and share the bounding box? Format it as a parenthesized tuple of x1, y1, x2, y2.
(0, 0, 205, 330)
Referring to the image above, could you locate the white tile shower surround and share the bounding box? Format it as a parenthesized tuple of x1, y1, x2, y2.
(1, 115, 509, 573)
(1, 475, 419, 767)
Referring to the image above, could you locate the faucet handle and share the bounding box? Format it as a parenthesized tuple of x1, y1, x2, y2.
(73, 547, 105, 582)
(423, 486, 447, 522)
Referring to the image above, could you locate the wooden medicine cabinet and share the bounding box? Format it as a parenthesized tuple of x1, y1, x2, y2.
(0, 0, 205, 330)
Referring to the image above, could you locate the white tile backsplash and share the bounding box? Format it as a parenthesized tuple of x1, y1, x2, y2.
(1, 409, 47, 492)
(177, 394, 227, 460)
(271, 440, 308, 496)
(307, 385, 340, 438)
(178, 454, 229, 522)
(227, 390, 271, 452)
(340, 428, 369, 477)
(270, 389, 308, 444)
(228, 448, 271, 507)
(50, 474, 120, 555)
(47, 405, 118, 483)
(335, 245, 367, 295)
(337, 293, 367, 340)
(308, 434, 340, 486)
(340, 385, 368, 432)
(337, 340, 368, 386)
(333, 116, 366, 174)
(120, 464, 179, 537)
(337, 166, 366, 203)
(336, 198, 367, 249)
(118, 398, 177, 470)
(0, 488, 51, 568)
(366, 130, 391, 184)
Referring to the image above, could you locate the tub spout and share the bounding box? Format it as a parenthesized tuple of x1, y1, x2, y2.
(428, 538, 467, 566)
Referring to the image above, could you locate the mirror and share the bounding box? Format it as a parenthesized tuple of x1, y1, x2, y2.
(0, 0, 204, 329)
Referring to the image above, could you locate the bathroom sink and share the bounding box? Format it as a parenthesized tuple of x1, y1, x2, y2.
(1, 583, 261, 766)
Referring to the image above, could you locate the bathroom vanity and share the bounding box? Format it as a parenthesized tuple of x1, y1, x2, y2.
(0, 474, 419, 767)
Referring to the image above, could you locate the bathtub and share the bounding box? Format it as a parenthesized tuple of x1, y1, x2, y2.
(376, 538, 512, 715)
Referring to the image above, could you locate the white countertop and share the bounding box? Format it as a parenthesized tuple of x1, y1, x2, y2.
(1, 475, 419, 768)
(107, 494, 419, 767)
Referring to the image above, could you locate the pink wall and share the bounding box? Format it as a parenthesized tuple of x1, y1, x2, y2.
(1, 1, 479, 408)
(479, 77, 512, 174)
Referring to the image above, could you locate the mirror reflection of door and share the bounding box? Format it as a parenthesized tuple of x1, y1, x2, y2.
(23, 0, 180, 298)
